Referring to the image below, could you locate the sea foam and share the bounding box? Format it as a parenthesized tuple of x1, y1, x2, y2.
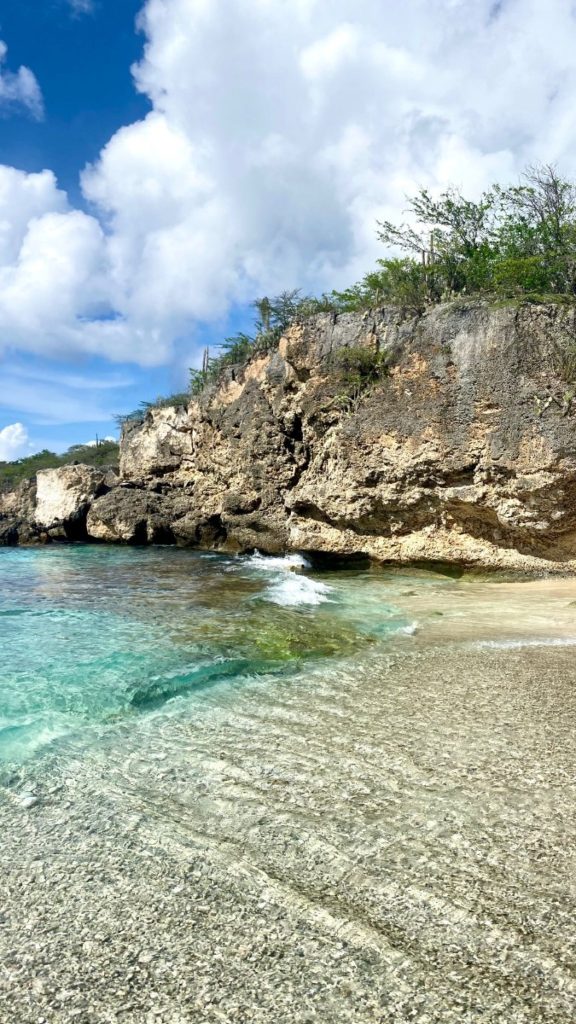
(265, 574, 332, 607)
(246, 552, 312, 572)
(473, 636, 576, 650)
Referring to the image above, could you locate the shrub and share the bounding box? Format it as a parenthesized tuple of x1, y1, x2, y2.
(330, 345, 389, 407)
(0, 440, 120, 493)
(116, 393, 190, 427)
(115, 165, 576, 420)
(187, 290, 343, 396)
(332, 260, 431, 313)
(370, 165, 576, 306)
(491, 256, 554, 296)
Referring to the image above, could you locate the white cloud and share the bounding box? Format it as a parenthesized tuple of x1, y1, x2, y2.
(11, 364, 133, 391)
(0, 422, 30, 461)
(0, 41, 43, 119)
(0, 379, 109, 424)
(81, 111, 241, 334)
(83, 436, 115, 446)
(0, 167, 67, 265)
(0, 365, 124, 425)
(3, 0, 576, 369)
(68, 0, 94, 14)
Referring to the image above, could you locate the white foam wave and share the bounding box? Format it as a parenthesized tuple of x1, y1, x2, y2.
(0, 714, 71, 762)
(247, 552, 312, 572)
(235, 550, 332, 606)
(395, 622, 418, 636)
(266, 575, 332, 607)
(473, 637, 576, 650)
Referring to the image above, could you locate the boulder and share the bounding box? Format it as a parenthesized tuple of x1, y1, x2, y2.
(0, 477, 37, 521)
(0, 478, 38, 546)
(35, 466, 112, 539)
(86, 488, 174, 544)
(120, 406, 190, 481)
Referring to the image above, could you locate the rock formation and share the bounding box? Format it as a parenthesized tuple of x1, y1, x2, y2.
(35, 465, 114, 540)
(3, 301, 576, 572)
(0, 478, 37, 545)
(87, 488, 174, 544)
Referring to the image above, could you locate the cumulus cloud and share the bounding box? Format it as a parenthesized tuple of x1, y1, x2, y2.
(0, 170, 124, 360)
(0, 41, 43, 119)
(0, 422, 30, 461)
(4, 0, 576, 368)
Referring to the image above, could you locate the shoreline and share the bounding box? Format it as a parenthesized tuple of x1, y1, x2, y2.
(6, 536, 576, 582)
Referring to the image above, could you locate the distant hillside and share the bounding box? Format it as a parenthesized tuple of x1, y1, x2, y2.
(0, 440, 119, 493)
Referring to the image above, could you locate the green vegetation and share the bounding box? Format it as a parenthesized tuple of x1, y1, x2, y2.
(354, 163, 576, 312)
(329, 345, 390, 409)
(115, 165, 576, 417)
(116, 393, 191, 428)
(332, 259, 432, 313)
(0, 440, 119, 493)
(116, 292, 340, 426)
(189, 290, 337, 396)
(11, 166, 575, 482)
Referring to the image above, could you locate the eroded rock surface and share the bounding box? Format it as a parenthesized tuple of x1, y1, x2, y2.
(0, 478, 38, 545)
(87, 487, 174, 544)
(5, 302, 576, 570)
(35, 465, 113, 540)
(116, 303, 576, 571)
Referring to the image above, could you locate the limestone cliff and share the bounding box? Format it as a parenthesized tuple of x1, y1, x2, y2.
(0, 478, 37, 545)
(35, 465, 115, 539)
(4, 301, 576, 572)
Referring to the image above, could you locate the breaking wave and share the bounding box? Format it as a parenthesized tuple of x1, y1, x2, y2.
(265, 574, 332, 607)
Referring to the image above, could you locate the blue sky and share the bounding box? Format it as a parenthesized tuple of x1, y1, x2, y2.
(1, 0, 576, 459)
(0, 0, 174, 453)
(0, 1, 147, 202)
(0, 0, 246, 455)
(2, 2, 141, 452)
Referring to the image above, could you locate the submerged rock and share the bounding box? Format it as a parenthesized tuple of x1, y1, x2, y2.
(17, 794, 39, 810)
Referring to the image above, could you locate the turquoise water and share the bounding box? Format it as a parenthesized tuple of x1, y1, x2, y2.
(0, 545, 417, 763)
(4, 544, 576, 767)
(3, 546, 576, 1022)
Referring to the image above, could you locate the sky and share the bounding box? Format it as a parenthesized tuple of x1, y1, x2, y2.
(1, 0, 576, 459)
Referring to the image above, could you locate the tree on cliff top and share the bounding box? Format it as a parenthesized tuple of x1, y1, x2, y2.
(0, 440, 119, 493)
(334, 165, 576, 312)
(117, 166, 576, 418)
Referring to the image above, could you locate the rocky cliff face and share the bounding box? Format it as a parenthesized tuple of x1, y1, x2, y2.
(35, 465, 114, 539)
(4, 302, 576, 572)
(0, 478, 37, 545)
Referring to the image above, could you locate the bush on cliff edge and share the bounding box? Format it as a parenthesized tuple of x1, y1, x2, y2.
(117, 164, 576, 420)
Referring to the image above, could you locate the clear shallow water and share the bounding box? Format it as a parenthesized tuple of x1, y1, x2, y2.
(0, 546, 415, 763)
(3, 544, 576, 765)
(2, 546, 576, 1022)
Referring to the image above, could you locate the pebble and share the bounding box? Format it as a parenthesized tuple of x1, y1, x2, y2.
(18, 795, 39, 810)
(0, 643, 575, 1023)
